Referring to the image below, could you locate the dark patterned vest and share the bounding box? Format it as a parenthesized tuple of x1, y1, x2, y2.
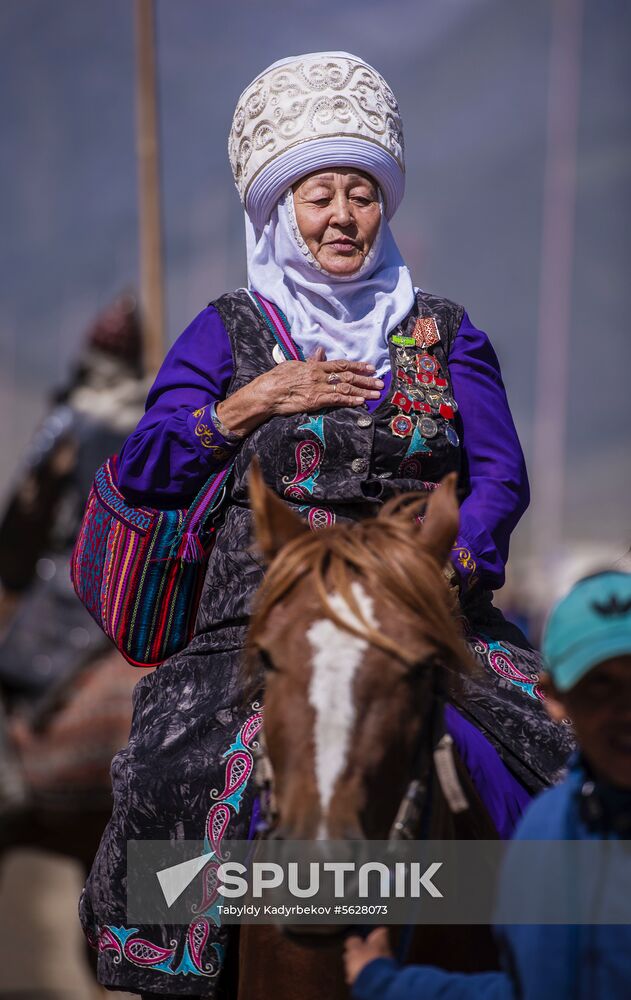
(213, 288, 466, 523)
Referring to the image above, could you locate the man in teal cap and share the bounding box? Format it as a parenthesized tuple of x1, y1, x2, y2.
(344, 570, 631, 999)
(539, 569, 631, 795)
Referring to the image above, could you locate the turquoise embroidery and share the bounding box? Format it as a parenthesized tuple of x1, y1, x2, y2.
(405, 424, 432, 458)
(284, 417, 327, 500)
(96, 708, 262, 982)
(471, 634, 544, 702)
(298, 414, 326, 445)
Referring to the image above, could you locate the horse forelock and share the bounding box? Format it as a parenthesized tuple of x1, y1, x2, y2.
(247, 495, 471, 677)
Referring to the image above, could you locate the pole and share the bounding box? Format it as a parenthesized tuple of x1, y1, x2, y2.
(135, 0, 165, 375)
(530, 0, 583, 580)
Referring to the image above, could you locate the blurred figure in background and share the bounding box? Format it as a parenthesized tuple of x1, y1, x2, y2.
(0, 293, 152, 841)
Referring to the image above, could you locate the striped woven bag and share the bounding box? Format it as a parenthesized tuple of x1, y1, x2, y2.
(70, 292, 302, 667)
(70, 455, 237, 666)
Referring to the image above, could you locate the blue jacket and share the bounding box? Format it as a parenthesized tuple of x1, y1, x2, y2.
(352, 758, 631, 1000)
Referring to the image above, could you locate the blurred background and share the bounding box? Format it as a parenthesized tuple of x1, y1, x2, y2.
(0, 0, 629, 995)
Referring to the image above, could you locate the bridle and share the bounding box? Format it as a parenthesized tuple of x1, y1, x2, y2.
(252, 658, 470, 843)
(251, 656, 470, 959)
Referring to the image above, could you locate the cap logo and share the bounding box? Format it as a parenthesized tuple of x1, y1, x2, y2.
(591, 596, 631, 618)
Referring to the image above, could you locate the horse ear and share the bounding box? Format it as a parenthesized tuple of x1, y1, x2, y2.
(420, 472, 460, 567)
(248, 457, 309, 563)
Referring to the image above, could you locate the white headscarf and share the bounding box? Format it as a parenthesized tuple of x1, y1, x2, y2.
(245, 187, 415, 375)
(230, 51, 414, 371)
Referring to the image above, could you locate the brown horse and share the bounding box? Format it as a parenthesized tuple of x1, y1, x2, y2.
(235, 466, 500, 1000)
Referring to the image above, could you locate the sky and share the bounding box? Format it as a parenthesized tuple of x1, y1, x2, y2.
(1, 0, 629, 577)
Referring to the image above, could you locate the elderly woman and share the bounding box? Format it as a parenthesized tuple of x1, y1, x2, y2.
(79, 53, 572, 997)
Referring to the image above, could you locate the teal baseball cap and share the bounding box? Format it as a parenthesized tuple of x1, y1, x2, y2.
(542, 571, 631, 691)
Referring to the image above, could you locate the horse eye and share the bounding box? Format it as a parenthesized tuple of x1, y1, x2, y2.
(259, 649, 278, 673)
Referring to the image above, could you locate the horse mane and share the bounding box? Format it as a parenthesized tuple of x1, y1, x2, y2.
(247, 492, 474, 679)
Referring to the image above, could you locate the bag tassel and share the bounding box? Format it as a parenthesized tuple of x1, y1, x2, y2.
(176, 531, 206, 563)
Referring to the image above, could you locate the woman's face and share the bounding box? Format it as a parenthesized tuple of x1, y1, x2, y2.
(292, 168, 381, 277)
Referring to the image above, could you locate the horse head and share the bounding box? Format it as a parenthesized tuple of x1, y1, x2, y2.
(246, 461, 474, 844)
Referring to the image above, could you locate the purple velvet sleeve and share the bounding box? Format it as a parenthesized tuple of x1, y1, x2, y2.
(117, 306, 235, 505)
(448, 313, 530, 591)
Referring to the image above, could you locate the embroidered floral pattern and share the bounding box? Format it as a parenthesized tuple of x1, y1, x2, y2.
(192, 406, 231, 459)
(452, 544, 478, 590)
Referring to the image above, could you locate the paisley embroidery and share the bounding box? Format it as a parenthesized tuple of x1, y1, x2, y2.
(205, 802, 232, 854)
(124, 936, 178, 967)
(471, 635, 545, 702)
(283, 439, 323, 498)
(210, 750, 254, 811)
(96, 707, 262, 981)
(283, 412, 330, 501)
(98, 926, 123, 963)
(187, 917, 217, 975)
(191, 859, 221, 916)
(307, 506, 336, 530)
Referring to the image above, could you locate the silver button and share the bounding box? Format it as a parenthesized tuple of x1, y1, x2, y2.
(351, 457, 368, 474)
(356, 414, 373, 428)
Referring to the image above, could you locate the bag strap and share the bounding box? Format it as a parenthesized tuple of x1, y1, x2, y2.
(172, 290, 303, 561)
(246, 290, 306, 362)
(172, 459, 236, 560)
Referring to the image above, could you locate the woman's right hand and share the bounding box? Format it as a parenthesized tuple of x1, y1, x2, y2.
(215, 355, 384, 438)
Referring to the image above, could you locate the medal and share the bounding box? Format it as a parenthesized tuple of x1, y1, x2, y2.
(391, 390, 412, 413)
(412, 399, 431, 414)
(446, 426, 460, 447)
(417, 371, 435, 386)
(391, 414, 413, 437)
(395, 348, 415, 369)
(419, 417, 438, 439)
(425, 390, 442, 410)
(417, 352, 439, 375)
(434, 377, 448, 391)
(396, 367, 413, 385)
(392, 334, 416, 347)
(412, 316, 440, 348)
(439, 402, 455, 420)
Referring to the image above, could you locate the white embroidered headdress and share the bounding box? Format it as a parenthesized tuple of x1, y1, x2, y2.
(229, 51, 405, 230)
